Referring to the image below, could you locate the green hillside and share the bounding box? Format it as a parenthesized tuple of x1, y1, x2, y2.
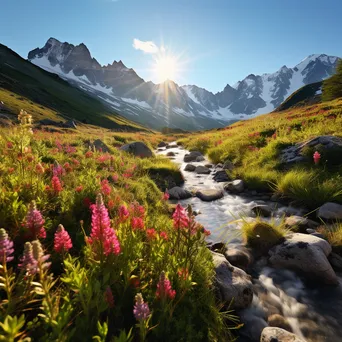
(0, 44, 147, 131)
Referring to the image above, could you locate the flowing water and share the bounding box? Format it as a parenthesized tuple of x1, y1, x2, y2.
(157, 145, 342, 342)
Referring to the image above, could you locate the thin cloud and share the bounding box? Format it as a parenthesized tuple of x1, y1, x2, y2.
(133, 39, 159, 54)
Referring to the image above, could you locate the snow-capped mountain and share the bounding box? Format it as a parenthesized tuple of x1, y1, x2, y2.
(28, 38, 339, 130)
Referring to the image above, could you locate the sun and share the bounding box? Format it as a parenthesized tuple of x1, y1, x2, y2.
(153, 55, 178, 83)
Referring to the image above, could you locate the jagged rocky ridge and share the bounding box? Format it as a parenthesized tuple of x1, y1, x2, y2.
(28, 38, 339, 130)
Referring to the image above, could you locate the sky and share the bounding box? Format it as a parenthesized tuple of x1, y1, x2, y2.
(1, 0, 342, 93)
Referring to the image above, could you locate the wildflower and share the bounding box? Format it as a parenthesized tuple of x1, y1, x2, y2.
(35, 163, 45, 174)
(159, 231, 168, 241)
(6, 142, 13, 149)
(32, 240, 51, 271)
(54, 224, 72, 253)
(203, 228, 211, 236)
(177, 268, 189, 281)
(25, 201, 46, 239)
(156, 272, 176, 300)
(85, 151, 93, 158)
(104, 286, 114, 308)
(162, 191, 170, 201)
(0, 228, 14, 263)
(19, 242, 37, 275)
(72, 158, 80, 166)
(53, 162, 64, 177)
(8, 167, 14, 174)
(313, 151, 321, 165)
(272, 133, 277, 139)
(172, 204, 189, 229)
(133, 293, 150, 321)
(131, 217, 144, 231)
(112, 174, 119, 183)
(75, 185, 83, 193)
(130, 202, 145, 218)
(52, 176, 63, 193)
(88, 194, 120, 256)
(146, 228, 157, 240)
(118, 205, 129, 222)
(63, 162, 72, 173)
(101, 179, 111, 196)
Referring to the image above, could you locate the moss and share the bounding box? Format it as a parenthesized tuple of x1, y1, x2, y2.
(242, 219, 286, 253)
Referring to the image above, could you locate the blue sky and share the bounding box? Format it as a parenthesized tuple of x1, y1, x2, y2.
(1, 0, 341, 92)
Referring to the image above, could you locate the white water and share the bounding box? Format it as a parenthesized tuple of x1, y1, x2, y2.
(157, 145, 342, 342)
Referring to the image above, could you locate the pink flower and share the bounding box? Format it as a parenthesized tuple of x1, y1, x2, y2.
(85, 151, 93, 158)
(25, 201, 46, 239)
(52, 176, 63, 194)
(88, 194, 120, 256)
(0, 228, 14, 263)
(159, 231, 168, 241)
(131, 217, 144, 231)
(6, 141, 13, 149)
(172, 204, 189, 229)
(75, 185, 83, 193)
(54, 224, 72, 253)
(112, 174, 119, 183)
(203, 228, 211, 236)
(53, 162, 64, 177)
(156, 272, 176, 300)
(104, 286, 114, 308)
(313, 151, 321, 165)
(162, 192, 170, 201)
(133, 293, 150, 321)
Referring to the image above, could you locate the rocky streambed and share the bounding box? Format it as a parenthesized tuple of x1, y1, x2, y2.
(157, 143, 342, 342)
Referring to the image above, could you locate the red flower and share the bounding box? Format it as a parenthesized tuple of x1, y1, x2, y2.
(101, 179, 111, 196)
(52, 176, 63, 194)
(85, 151, 93, 158)
(172, 204, 189, 229)
(131, 217, 144, 231)
(159, 231, 168, 241)
(75, 185, 83, 193)
(146, 228, 157, 240)
(54, 224, 72, 253)
(313, 151, 321, 165)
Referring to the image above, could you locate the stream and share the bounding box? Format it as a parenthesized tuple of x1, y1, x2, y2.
(157, 144, 342, 342)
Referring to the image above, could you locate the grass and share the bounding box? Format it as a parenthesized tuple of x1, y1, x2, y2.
(318, 223, 342, 252)
(179, 97, 342, 209)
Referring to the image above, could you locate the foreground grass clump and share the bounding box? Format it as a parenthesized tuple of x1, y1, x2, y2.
(241, 219, 287, 253)
(179, 98, 342, 208)
(0, 111, 235, 341)
(318, 224, 342, 253)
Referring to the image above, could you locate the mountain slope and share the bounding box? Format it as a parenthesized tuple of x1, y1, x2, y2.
(28, 38, 339, 130)
(0, 43, 147, 131)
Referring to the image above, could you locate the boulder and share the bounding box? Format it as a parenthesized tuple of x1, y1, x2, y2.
(183, 151, 203, 162)
(92, 139, 111, 153)
(196, 189, 224, 202)
(211, 252, 253, 309)
(225, 180, 244, 193)
(269, 233, 338, 285)
(317, 202, 342, 220)
(184, 164, 196, 172)
(213, 170, 230, 182)
(260, 327, 305, 342)
(267, 314, 292, 332)
(285, 215, 319, 232)
(195, 165, 211, 174)
(216, 163, 223, 168)
(223, 160, 234, 170)
(196, 155, 205, 162)
(205, 164, 213, 168)
(158, 141, 167, 147)
(167, 187, 192, 200)
(224, 247, 253, 271)
(328, 252, 342, 271)
(166, 151, 175, 157)
(252, 205, 272, 217)
(39, 118, 59, 126)
(120, 142, 153, 158)
(63, 120, 77, 129)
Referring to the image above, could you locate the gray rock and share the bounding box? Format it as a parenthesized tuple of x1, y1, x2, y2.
(216, 163, 223, 168)
(328, 252, 342, 271)
(252, 205, 273, 217)
(92, 139, 111, 153)
(196, 189, 224, 202)
(166, 151, 175, 157)
(260, 327, 305, 342)
(167, 187, 192, 200)
(223, 160, 234, 170)
(205, 164, 213, 168)
(267, 314, 293, 332)
(166, 144, 178, 149)
(269, 233, 338, 285)
(317, 202, 342, 220)
(213, 170, 230, 182)
(285, 216, 319, 231)
(183, 151, 203, 162)
(211, 252, 253, 309)
(225, 179, 244, 193)
(184, 164, 196, 172)
(39, 118, 59, 126)
(158, 141, 167, 147)
(195, 165, 211, 174)
(63, 120, 77, 129)
(120, 141, 153, 158)
(196, 155, 205, 162)
(224, 247, 253, 271)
